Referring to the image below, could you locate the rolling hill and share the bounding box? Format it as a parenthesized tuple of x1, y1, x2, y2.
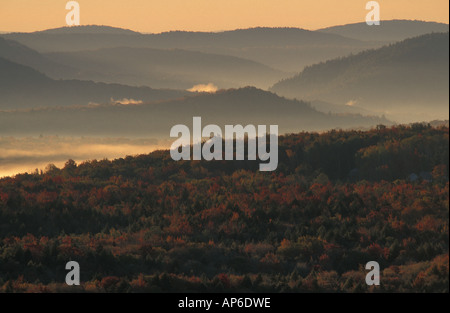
(4, 21, 447, 73)
(44, 47, 285, 89)
(35, 25, 139, 35)
(2, 26, 373, 72)
(1, 35, 284, 89)
(3, 25, 362, 51)
(0, 87, 391, 138)
(271, 32, 449, 123)
(0, 37, 76, 78)
(318, 19, 449, 42)
(0, 57, 189, 109)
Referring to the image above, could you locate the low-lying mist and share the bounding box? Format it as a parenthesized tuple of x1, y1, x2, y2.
(0, 136, 171, 178)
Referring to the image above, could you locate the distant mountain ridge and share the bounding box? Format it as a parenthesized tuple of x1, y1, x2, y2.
(1, 35, 285, 89)
(1, 22, 447, 126)
(319, 19, 449, 42)
(1, 25, 372, 72)
(44, 46, 285, 89)
(32, 25, 139, 35)
(0, 37, 76, 78)
(0, 57, 189, 109)
(271, 32, 449, 123)
(3, 20, 446, 72)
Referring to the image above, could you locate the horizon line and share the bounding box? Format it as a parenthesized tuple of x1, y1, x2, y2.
(1, 18, 448, 35)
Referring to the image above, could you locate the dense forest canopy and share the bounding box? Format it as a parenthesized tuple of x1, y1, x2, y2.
(0, 124, 448, 292)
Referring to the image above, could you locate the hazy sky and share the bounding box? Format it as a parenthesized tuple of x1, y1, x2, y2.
(0, 0, 448, 33)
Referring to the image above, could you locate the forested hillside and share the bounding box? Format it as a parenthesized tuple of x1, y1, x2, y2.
(0, 124, 448, 292)
(271, 33, 449, 123)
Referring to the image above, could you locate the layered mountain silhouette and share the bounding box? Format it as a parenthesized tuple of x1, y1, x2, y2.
(0, 87, 390, 137)
(1, 36, 283, 89)
(3, 25, 361, 52)
(271, 32, 449, 122)
(0, 37, 76, 78)
(45, 47, 285, 89)
(0, 57, 189, 109)
(3, 21, 447, 73)
(1, 22, 447, 132)
(319, 20, 449, 42)
(2, 25, 371, 72)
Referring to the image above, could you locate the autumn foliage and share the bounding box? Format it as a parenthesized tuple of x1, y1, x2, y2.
(0, 124, 448, 292)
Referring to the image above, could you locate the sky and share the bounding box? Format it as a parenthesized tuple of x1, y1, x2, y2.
(0, 0, 448, 33)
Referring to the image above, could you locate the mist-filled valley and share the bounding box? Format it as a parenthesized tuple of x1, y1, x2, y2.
(0, 136, 168, 178)
(0, 20, 449, 177)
